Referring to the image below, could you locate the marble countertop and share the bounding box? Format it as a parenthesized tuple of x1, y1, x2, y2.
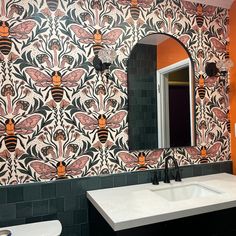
(87, 173, 236, 231)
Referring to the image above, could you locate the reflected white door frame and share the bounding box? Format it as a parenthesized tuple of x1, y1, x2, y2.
(156, 58, 194, 148)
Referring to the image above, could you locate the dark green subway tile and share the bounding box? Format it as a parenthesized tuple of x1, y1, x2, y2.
(138, 170, 150, 184)
(0, 203, 16, 220)
(33, 200, 49, 217)
(64, 195, 80, 211)
(0, 188, 7, 204)
(57, 211, 74, 227)
(113, 173, 127, 187)
(7, 187, 24, 203)
(49, 198, 64, 214)
(220, 161, 232, 174)
(211, 163, 221, 174)
(25, 216, 42, 224)
(202, 164, 215, 175)
(62, 225, 81, 236)
(180, 165, 193, 178)
(79, 194, 88, 210)
(0, 218, 25, 227)
(42, 213, 57, 221)
(56, 180, 71, 197)
(73, 209, 88, 225)
(80, 177, 101, 192)
(100, 175, 113, 189)
(41, 183, 56, 199)
(127, 172, 139, 185)
(81, 223, 90, 236)
(23, 184, 41, 201)
(71, 180, 83, 195)
(16, 201, 32, 218)
(193, 165, 203, 177)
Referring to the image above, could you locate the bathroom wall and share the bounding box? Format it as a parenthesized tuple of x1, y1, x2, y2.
(0, 0, 233, 235)
(229, 0, 236, 174)
(0, 1, 231, 184)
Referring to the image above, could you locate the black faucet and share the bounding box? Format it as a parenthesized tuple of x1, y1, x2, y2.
(164, 156, 181, 183)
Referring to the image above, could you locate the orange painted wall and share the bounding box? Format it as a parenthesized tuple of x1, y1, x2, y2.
(157, 37, 188, 69)
(229, 0, 236, 174)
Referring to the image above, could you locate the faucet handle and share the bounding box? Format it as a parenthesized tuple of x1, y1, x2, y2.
(152, 171, 159, 185)
(175, 170, 182, 182)
(164, 169, 170, 183)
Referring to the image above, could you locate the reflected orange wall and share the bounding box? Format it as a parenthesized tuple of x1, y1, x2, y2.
(230, 1, 236, 174)
(157, 37, 188, 69)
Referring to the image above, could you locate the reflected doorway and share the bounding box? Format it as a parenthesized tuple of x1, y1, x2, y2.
(157, 59, 194, 148)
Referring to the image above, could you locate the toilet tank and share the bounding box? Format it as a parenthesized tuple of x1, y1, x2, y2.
(0, 220, 62, 236)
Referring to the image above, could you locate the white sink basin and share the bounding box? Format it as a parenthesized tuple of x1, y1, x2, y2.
(151, 183, 221, 201)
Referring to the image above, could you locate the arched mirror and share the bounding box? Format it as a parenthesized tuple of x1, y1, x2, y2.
(128, 33, 196, 151)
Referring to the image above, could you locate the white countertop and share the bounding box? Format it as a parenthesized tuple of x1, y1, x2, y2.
(87, 173, 236, 231)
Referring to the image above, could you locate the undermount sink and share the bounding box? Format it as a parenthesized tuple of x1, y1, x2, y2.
(151, 183, 221, 201)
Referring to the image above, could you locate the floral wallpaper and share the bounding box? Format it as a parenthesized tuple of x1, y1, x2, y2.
(0, 0, 230, 185)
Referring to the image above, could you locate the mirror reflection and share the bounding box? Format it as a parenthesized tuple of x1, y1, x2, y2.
(128, 33, 195, 151)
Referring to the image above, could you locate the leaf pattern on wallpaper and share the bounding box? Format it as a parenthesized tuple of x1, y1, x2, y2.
(0, 0, 230, 185)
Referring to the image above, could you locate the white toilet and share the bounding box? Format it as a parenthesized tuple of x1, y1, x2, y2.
(0, 220, 62, 236)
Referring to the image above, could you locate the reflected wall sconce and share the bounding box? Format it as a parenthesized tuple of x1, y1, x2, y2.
(93, 48, 117, 73)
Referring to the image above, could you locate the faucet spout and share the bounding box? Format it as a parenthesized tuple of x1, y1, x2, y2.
(164, 156, 181, 183)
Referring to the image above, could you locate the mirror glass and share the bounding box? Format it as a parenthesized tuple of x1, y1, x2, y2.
(128, 33, 195, 151)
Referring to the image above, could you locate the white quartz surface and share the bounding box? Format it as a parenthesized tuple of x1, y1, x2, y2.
(87, 173, 236, 231)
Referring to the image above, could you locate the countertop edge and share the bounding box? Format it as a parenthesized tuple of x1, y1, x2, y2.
(112, 200, 236, 231)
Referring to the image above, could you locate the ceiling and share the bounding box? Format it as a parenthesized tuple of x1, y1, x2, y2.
(188, 0, 235, 9)
(139, 34, 169, 45)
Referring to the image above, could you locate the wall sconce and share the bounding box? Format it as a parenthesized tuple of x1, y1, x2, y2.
(205, 44, 234, 77)
(205, 58, 234, 77)
(93, 48, 117, 73)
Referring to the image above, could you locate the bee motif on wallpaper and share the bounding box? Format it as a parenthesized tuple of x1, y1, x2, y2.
(46, 0, 59, 11)
(70, 25, 123, 55)
(0, 20, 36, 55)
(118, 150, 163, 170)
(0, 115, 42, 152)
(25, 68, 86, 103)
(182, 1, 216, 28)
(75, 111, 127, 145)
(30, 155, 89, 180)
